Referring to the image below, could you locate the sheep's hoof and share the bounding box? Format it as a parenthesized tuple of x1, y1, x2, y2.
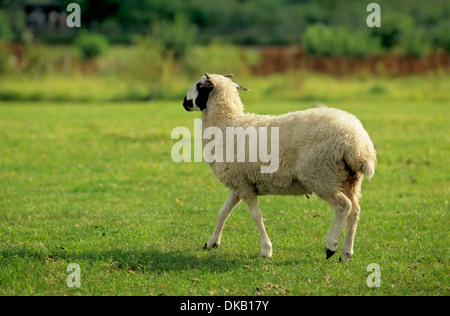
(203, 242, 218, 250)
(325, 247, 336, 259)
(260, 251, 272, 258)
(339, 253, 352, 262)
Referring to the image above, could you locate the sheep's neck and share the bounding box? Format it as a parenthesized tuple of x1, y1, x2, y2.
(202, 99, 244, 130)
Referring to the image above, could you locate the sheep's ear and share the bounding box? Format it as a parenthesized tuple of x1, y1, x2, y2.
(201, 80, 214, 89)
(223, 74, 234, 79)
(234, 82, 250, 91)
(200, 75, 214, 89)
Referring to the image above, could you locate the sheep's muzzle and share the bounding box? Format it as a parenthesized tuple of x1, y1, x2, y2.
(183, 96, 194, 111)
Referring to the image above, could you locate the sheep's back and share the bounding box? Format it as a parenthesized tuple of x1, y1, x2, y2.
(206, 107, 375, 198)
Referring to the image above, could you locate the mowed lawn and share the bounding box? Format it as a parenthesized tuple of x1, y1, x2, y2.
(0, 94, 448, 295)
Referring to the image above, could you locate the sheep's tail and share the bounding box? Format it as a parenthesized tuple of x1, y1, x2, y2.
(343, 141, 377, 181)
(360, 158, 376, 180)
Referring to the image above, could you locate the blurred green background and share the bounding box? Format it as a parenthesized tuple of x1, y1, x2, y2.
(0, 0, 449, 101)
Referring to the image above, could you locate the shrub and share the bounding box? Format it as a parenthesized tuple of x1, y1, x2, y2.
(303, 25, 334, 57)
(0, 40, 11, 74)
(432, 20, 450, 52)
(126, 35, 183, 99)
(370, 14, 414, 50)
(0, 10, 13, 43)
(126, 35, 165, 81)
(398, 28, 431, 58)
(183, 40, 249, 77)
(154, 13, 197, 58)
(0, 7, 27, 43)
(74, 32, 110, 61)
(303, 25, 379, 59)
(346, 29, 381, 59)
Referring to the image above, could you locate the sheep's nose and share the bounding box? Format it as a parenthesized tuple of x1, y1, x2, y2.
(183, 96, 194, 111)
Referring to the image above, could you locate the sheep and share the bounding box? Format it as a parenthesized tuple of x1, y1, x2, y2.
(182, 73, 376, 262)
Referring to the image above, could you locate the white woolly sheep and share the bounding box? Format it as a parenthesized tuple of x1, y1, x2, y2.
(182, 73, 376, 262)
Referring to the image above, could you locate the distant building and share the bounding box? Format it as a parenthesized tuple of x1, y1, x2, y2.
(23, 1, 71, 38)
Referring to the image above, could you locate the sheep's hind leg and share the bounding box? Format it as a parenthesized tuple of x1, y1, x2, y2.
(323, 192, 352, 260)
(244, 196, 273, 258)
(340, 201, 360, 262)
(203, 190, 241, 250)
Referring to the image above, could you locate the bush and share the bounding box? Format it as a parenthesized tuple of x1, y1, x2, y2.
(432, 20, 450, 52)
(0, 40, 11, 74)
(303, 25, 380, 59)
(302, 25, 334, 57)
(370, 14, 414, 50)
(126, 35, 165, 81)
(369, 13, 431, 58)
(126, 35, 184, 99)
(398, 28, 431, 58)
(0, 7, 27, 43)
(0, 10, 13, 43)
(74, 32, 110, 61)
(154, 13, 197, 58)
(183, 40, 249, 77)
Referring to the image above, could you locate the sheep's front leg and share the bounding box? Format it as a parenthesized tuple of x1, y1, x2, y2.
(244, 196, 273, 258)
(324, 192, 352, 260)
(203, 190, 241, 250)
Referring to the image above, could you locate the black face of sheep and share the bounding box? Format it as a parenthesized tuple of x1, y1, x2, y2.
(182, 96, 194, 111)
(183, 73, 249, 112)
(183, 74, 214, 112)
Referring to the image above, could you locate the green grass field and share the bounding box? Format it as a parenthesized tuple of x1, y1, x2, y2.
(0, 74, 448, 296)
